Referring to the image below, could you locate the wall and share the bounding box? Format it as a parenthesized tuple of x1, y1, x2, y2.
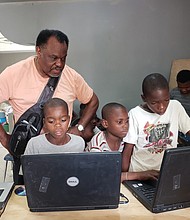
(0, 0, 190, 115)
(0, 52, 35, 73)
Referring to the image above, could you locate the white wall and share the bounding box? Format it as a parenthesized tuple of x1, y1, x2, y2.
(0, 52, 35, 72)
(0, 0, 190, 115)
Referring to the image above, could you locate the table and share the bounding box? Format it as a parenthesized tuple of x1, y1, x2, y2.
(1, 184, 190, 220)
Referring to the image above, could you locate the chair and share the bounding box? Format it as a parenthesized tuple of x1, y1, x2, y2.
(3, 153, 14, 182)
(169, 59, 190, 90)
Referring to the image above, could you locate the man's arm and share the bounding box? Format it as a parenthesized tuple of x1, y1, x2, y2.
(0, 123, 11, 153)
(77, 92, 99, 127)
(68, 92, 99, 136)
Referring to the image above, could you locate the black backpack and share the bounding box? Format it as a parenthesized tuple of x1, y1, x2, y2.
(9, 76, 60, 157)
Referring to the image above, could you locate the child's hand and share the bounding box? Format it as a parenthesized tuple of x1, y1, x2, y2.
(121, 172, 127, 182)
(121, 170, 159, 182)
(136, 170, 159, 181)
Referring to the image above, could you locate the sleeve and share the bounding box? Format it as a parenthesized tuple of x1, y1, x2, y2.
(86, 132, 103, 152)
(0, 67, 14, 103)
(177, 101, 190, 134)
(75, 73, 93, 104)
(75, 136, 86, 152)
(24, 138, 37, 155)
(123, 109, 138, 145)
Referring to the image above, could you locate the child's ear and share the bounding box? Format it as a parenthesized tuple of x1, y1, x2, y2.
(42, 118, 47, 132)
(141, 94, 146, 102)
(101, 119, 108, 128)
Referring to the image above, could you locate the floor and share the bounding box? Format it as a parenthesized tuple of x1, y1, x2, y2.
(0, 144, 13, 182)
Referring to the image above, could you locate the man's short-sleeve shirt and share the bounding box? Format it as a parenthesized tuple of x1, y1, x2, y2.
(0, 56, 93, 122)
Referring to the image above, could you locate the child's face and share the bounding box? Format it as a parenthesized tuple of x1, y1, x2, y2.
(142, 88, 170, 115)
(43, 106, 70, 140)
(103, 108, 129, 139)
(177, 81, 190, 95)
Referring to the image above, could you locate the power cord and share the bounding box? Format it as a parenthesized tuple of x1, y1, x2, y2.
(120, 192, 129, 204)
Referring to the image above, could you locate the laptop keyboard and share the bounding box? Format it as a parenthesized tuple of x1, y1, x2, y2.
(135, 184, 156, 203)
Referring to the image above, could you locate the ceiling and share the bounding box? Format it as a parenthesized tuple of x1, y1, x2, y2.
(0, 0, 64, 2)
(0, 32, 35, 53)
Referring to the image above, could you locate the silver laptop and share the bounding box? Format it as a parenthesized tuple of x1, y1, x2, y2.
(21, 152, 121, 212)
(123, 147, 190, 213)
(0, 182, 14, 216)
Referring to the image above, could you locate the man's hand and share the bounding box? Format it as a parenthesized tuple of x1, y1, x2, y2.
(68, 126, 83, 137)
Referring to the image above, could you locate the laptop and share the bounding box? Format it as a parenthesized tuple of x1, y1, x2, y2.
(123, 147, 190, 213)
(21, 152, 121, 212)
(0, 182, 14, 215)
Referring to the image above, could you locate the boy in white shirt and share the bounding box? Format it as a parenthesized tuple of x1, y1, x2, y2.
(122, 73, 190, 181)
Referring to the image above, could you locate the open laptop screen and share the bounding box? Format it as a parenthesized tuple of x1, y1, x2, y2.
(123, 147, 190, 213)
(0, 182, 14, 216)
(21, 152, 121, 212)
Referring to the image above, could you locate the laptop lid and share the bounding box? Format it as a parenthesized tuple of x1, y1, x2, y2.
(123, 147, 190, 213)
(0, 182, 14, 216)
(152, 146, 190, 212)
(21, 152, 121, 212)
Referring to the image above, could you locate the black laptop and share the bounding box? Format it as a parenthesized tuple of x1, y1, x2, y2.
(123, 147, 190, 213)
(0, 182, 14, 216)
(21, 152, 121, 212)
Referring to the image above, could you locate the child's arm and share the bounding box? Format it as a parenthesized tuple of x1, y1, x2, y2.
(121, 170, 159, 182)
(122, 143, 134, 172)
(121, 143, 159, 182)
